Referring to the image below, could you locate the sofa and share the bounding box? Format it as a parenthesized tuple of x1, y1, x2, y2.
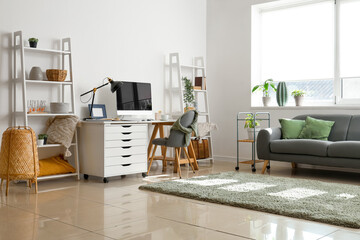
(257, 114, 360, 171)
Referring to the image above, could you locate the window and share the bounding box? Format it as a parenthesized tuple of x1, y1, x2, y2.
(252, 0, 360, 106)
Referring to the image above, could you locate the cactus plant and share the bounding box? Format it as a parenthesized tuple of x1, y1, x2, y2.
(276, 82, 288, 106)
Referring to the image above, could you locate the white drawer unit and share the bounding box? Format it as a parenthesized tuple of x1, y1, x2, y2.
(79, 121, 149, 183)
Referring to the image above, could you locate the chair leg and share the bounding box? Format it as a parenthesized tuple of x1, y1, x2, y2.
(147, 145, 158, 175)
(291, 162, 297, 168)
(34, 179, 38, 194)
(261, 160, 269, 174)
(175, 148, 182, 178)
(28, 180, 32, 189)
(0, 178, 3, 190)
(6, 178, 9, 196)
(162, 146, 167, 172)
(183, 147, 195, 173)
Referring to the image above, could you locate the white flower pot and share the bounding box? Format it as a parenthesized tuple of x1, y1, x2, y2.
(294, 96, 304, 106)
(247, 128, 260, 140)
(262, 97, 271, 107)
(37, 139, 44, 146)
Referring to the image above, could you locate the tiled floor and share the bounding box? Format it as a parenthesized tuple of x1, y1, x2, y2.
(1, 159, 360, 240)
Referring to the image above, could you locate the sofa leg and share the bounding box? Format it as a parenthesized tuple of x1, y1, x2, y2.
(261, 160, 269, 174)
(291, 162, 297, 168)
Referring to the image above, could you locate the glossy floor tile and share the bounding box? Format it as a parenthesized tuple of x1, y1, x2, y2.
(1, 159, 360, 240)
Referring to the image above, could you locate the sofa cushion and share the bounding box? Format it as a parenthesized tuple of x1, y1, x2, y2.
(346, 115, 360, 141)
(293, 114, 351, 141)
(270, 139, 332, 157)
(298, 117, 335, 140)
(279, 119, 305, 139)
(328, 141, 360, 159)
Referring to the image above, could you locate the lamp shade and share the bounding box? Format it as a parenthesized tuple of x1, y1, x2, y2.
(110, 80, 122, 93)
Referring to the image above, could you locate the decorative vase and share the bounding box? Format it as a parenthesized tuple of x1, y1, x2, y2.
(184, 106, 196, 112)
(276, 82, 288, 107)
(29, 66, 43, 80)
(247, 128, 260, 140)
(262, 97, 271, 107)
(294, 96, 304, 106)
(37, 139, 44, 146)
(29, 42, 37, 48)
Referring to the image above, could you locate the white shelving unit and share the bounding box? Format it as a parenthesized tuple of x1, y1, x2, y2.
(167, 52, 214, 162)
(12, 31, 80, 181)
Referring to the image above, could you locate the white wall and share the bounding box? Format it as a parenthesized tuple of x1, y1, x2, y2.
(0, 0, 206, 137)
(207, 0, 360, 160)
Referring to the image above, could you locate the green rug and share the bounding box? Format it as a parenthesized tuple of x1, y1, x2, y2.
(139, 172, 360, 228)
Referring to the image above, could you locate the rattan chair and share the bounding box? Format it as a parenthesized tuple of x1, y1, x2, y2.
(0, 126, 39, 195)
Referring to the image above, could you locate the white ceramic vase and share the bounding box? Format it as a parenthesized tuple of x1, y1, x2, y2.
(247, 128, 260, 140)
(29, 66, 43, 80)
(262, 97, 271, 107)
(294, 96, 304, 106)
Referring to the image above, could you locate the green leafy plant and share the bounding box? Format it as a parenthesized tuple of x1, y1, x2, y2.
(291, 90, 306, 97)
(244, 114, 260, 129)
(252, 79, 277, 97)
(38, 134, 47, 139)
(182, 77, 195, 110)
(28, 38, 39, 43)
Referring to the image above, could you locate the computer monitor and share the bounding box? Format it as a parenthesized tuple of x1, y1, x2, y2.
(116, 81, 152, 116)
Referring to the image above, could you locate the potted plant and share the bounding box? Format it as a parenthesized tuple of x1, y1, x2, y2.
(291, 90, 306, 106)
(38, 134, 48, 145)
(28, 38, 39, 48)
(251, 79, 277, 106)
(244, 114, 260, 140)
(182, 77, 195, 111)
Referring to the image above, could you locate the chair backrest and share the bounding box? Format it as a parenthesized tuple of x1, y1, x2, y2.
(166, 110, 196, 147)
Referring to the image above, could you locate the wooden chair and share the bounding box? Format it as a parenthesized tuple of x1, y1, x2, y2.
(147, 111, 197, 178)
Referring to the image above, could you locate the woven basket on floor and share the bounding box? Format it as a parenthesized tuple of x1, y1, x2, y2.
(0, 126, 39, 195)
(46, 69, 67, 81)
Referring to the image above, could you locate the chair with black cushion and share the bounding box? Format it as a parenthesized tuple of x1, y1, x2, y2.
(147, 110, 197, 178)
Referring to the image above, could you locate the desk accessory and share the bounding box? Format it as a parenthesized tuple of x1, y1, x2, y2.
(80, 77, 122, 120)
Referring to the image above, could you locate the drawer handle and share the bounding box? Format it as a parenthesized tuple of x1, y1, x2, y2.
(122, 125, 132, 128)
(122, 146, 132, 149)
(122, 139, 132, 142)
(122, 164, 132, 167)
(122, 132, 132, 135)
(122, 155, 132, 158)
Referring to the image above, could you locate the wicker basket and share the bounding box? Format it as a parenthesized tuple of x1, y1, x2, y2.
(46, 69, 67, 81)
(0, 126, 39, 195)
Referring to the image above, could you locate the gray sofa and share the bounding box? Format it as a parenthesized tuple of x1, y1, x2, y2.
(257, 114, 360, 170)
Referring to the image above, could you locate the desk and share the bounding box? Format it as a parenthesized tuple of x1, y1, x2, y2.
(147, 121, 199, 171)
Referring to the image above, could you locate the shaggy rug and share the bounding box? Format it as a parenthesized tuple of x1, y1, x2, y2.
(139, 172, 360, 228)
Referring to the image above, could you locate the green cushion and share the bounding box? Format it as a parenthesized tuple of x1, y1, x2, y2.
(279, 119, 305, 139)
(298, 116, 335, 140)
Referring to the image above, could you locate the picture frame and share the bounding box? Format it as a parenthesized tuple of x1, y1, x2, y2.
(88, 104, 107, 119)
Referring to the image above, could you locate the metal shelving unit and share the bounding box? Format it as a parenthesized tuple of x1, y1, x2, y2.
(12, 30, 80, 181)
(236, 112, 270, 172)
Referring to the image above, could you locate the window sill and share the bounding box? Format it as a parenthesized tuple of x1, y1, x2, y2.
(251, 105, 360, 110)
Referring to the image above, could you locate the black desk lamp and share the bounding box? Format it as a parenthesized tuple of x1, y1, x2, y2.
(80, 77, 122, 119)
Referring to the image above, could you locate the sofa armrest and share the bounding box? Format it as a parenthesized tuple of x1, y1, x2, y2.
(257, 127, 282, 160)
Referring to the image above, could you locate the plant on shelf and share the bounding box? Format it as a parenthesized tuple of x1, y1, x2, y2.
(291, 90, 306, 106)
(28, 38, 39, 48)
(182, 77, 195, 111)
(244, 114, 261, 140)
(251, 79, 277, 106)
(38, 134, 48, 145)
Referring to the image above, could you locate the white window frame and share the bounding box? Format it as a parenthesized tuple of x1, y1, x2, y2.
(252, 0, 360, 106)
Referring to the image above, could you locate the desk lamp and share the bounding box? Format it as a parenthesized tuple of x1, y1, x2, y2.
(80, 77, 122, 120)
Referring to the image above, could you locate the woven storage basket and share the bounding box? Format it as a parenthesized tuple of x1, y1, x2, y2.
(46, 69, 67, 81)
(0, 126, 39, 195)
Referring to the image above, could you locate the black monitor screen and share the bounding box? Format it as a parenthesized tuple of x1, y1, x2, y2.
(116, 82, 152, 111)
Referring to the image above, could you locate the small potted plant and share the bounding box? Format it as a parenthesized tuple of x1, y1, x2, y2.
(244, 114, 260, 140)
(251, 79, 277, 106)
(28, 38, 39, 48)
(38, 134, 48, 145)
(291, 90, 306, 106)
(182, 77, 195, 111)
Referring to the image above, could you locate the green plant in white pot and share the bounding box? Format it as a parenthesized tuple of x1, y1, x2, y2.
(182, 77, 195, 111)
(244, 114, 260, 140)
(251, 79, 277, 106)
(291, 90, 306, 106)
